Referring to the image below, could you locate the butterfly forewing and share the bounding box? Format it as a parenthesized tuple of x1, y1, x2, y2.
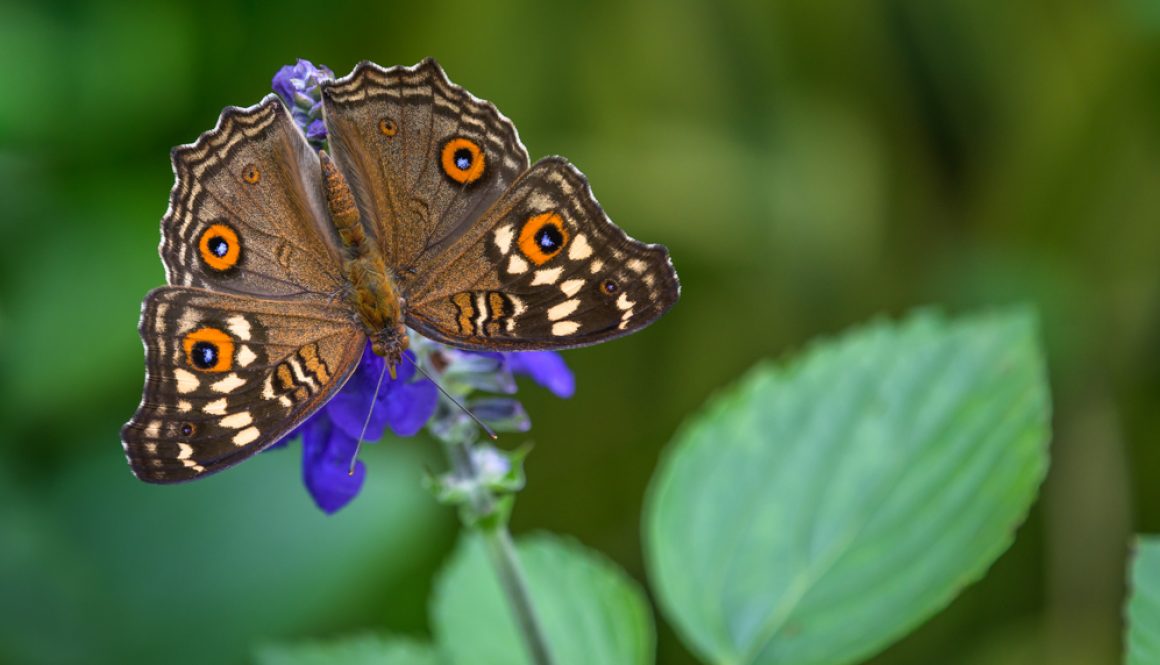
(122, 287, 364, 482)
(406, 156, 680, 350)
(162, 95, 342, 299)
(320, 58, 530, 273)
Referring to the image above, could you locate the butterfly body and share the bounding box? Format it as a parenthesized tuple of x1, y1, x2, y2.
(321, 149, 408, 373)
(123, 59, 680, 483)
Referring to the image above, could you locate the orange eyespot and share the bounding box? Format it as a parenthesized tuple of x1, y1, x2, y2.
(378, 118, 398, 136)
(599, 279, 619, 296)
(440, 137, 486, 184)
(198, 223, 242, 272)
(241, 164, 261, 184)
(182, 327, 235, 373)
(518, 212, 569, 265)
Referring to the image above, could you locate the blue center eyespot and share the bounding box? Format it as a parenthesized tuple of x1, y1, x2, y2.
(454, 149, 472, 170)
(535, 225, 563, 252)
(208, 236, 229, 258)
(191, 341, 218, 369)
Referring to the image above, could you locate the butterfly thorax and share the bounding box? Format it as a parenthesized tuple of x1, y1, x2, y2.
(320, 151, 408, 375)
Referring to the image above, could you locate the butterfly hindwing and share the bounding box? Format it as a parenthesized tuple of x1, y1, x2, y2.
(405, 156, 680, 350)
(122, 287, 364, 482)
(162, 95, 342, 298)
(320, 58, 531, 273)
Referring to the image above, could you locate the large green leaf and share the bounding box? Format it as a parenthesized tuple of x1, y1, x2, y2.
(431, 532, 654, 665)
(1127, 536, 1160, 664)
(255, 634, 441, 665)
(644, 309, 1050, 665)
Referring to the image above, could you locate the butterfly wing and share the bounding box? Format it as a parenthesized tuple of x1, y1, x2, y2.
(122, 287, 364, 483)
(404, 157, 680, 350)
(319, 58, 530, 275)
(162, 95, 342, 298)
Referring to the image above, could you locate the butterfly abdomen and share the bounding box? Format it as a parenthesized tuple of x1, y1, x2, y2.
(320, 150, 408, 370)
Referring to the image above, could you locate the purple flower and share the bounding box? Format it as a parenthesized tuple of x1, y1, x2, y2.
(289, 344, 437, 513)
(326, 346, 438, 439)
(300, 416, 365, 515)
(278, 339, 574, 514)
(272, 59, 333, 148)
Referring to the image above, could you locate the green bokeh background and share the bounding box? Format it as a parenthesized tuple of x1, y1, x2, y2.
(1, 1, 1157, 663)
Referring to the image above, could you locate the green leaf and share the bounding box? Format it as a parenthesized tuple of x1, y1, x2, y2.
(255, 634, 441, 665)
(1127, 536, 1160, 664)
(644, 308, 1051, 665)
(432, 532, 654, 665)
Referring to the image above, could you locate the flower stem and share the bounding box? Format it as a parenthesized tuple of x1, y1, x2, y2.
(482, 526, 553, 665)
(441, 437, 554, 665)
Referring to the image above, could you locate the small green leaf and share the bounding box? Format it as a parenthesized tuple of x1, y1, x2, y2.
(1127, 536, 1160, 664)
(255, 634, 440, 665)
(644, 308, 1050, 665)
(432, 532, 654, 665)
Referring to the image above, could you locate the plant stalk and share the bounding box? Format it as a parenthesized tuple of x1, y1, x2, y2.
(442, 437, 554, 665)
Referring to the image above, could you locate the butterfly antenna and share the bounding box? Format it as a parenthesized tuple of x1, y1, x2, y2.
(404, 354, 498, 441)
(349, 359, 389, 476)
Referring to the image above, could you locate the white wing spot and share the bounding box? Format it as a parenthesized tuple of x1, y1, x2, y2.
(547, 299, 581, 321)
(474, 292, 488, 333)
(507, 255, 529, 274)
(177, 443, 194, 460)
(204, 398, 228, 415)
(236, 345, 257, 367)
(174, 369, 200, 394)
(627, 259, 647, 273)
(507, 295, 526, 333)
(568, 234, 592, 260)
(552, 320, 580, 336)
(618, 309, 635, 330)
(494, 225, 515, 254)
(227, 315, 252, 341)
(233, 427, 261, 447)
(177, 400, 192, 413)
(589, 260, 604, 274)
(532, 267, 563, 285)
(617, 293, 636, 311)
(145, 420, 161, 438)
(211, 373, 246, 393)
(560, 279, 584, 298)
(219, 411, 253, 429)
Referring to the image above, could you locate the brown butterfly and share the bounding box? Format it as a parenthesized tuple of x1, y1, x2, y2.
(122, 59, 680, 482)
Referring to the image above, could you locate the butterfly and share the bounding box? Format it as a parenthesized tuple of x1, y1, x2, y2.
(122, 59, 680, 482)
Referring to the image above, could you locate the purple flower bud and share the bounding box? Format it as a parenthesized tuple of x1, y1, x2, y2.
(506, 351, 575, 398)
(272, 59, 334, 148)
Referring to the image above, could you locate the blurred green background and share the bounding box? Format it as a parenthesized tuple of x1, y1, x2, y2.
(1, 1, 1158, 663)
